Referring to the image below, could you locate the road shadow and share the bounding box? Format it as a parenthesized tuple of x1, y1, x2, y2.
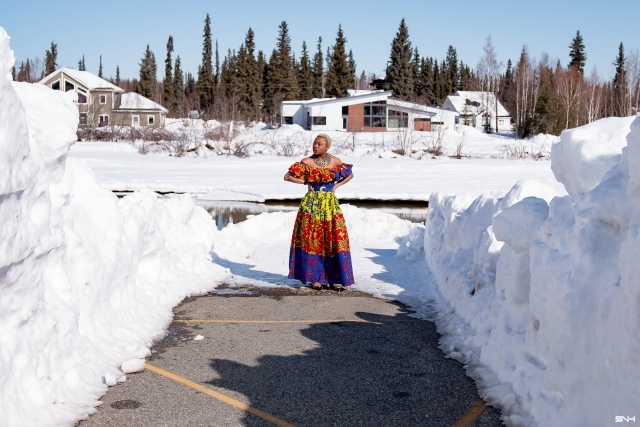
(205, 307, 503, 426)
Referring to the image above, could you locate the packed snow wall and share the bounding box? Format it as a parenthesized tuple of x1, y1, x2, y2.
(424, 115, 640, 426)
(0, 28, 227, 426)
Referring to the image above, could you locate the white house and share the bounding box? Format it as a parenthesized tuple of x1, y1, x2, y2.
(281, 90, 458, 132)
(442, 91, 512, 133)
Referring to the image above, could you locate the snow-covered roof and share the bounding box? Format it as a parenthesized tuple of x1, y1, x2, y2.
(116, 93, 168, 113)
(40, 68, 124, 93)
(282, 90, 393, 108)
(387, 98, 457, 117)
(446, 91, 510, 117)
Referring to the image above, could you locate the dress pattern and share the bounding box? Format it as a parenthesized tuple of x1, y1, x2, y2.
(287, 162, 354, 286)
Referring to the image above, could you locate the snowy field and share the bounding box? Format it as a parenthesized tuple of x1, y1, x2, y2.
(2, 26, 640, 427)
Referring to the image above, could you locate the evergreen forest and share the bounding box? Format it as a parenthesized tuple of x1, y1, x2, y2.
(13, 18, 640, 138)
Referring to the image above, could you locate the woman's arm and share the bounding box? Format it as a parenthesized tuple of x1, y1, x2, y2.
(333, 173, 354, 192)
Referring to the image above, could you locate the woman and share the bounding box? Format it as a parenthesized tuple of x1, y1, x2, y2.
(284, 133, 354, 290)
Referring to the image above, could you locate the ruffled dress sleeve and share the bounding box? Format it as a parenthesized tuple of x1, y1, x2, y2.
(287, 162, 335, 183)
(332, 163, 353, 183)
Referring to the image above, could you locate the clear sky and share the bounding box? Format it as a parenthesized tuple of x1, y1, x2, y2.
(3, 0, 639, 82)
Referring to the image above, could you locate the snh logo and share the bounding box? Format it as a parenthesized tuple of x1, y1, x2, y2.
(616, 416, 637, 423)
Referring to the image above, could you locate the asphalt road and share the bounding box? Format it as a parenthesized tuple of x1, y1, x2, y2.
(77, 286, 504, 427)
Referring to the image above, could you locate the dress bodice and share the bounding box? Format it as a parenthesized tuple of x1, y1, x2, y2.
(288, 162, 353, 191)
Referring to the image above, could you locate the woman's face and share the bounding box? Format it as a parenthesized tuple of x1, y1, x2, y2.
(312, 137, 329, 156)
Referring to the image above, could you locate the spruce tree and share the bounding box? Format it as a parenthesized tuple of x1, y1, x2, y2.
(385, 18, 414, 100)
(568, 30, 587, 73)
(312, 37, 324, 98)
(444, 45, 459, 95)
(235, 28, 262, 122)
(612, 42, 628, 116)
(298, 41, 314, 99)
(138, 44, 157, 99)
(197, 14, 215, 114)
(417, 57, 435, 104)
(173, 56, 184, 117)
(78, 55, 86, 71)
(163, 36, 175, 113)
(98, 55, 103, 78)
(44, 41, 57, 75)
(326, 24, 353, 98)
(263, 21, 298, 121)
(115, 66, 120, 85)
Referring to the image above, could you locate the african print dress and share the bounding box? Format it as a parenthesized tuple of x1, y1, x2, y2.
(287, 162, 355, 287)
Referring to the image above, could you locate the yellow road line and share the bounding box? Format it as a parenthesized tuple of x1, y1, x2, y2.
(173, 319, 424, 323)
(145, 363, 296, 427)
(451, 398, 486, 427)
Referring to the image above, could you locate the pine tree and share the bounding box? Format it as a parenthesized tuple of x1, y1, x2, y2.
(568, 30, 587, 73)
(417, 57, 435, 104)
(312, 37, 324, 98)
(138, 44, 157, 99)
(444, 45, 459, 95)
(44, 41, 57, 75)
(385, 18, 414, 100)
(612, 42, 628, 116)
(263, 21, 298, 121)
(298, 41, 314, 99)
(235, 28, 262, 122)
(326, 24, 353, 98)
(173, 56, 184, 117)
(197, 14, 215, 114)
(98, 55, 103, 78)
(163, 36, 175, 113)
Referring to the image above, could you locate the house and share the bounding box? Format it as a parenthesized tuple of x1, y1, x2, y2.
(280, 90, 458, 132)
(39, 68, 167, 128)
(442, 91, 511, 133)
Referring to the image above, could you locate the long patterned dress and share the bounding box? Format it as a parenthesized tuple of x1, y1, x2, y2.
(287, 162, 355, 287)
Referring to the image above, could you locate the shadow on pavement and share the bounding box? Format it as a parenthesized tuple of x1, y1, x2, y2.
(205, 308, 503, 427)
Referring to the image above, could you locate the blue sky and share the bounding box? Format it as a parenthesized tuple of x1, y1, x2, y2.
(3, 0, 639, 82)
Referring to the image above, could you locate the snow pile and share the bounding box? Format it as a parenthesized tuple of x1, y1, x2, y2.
(0, 28, 228, 426)
(423, 116, 640, 426)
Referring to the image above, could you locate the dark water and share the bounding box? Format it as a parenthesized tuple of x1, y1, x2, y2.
(195, 200, 428, 230)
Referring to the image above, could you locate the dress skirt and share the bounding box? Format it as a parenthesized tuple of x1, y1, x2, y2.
(288, 189, 354, 286)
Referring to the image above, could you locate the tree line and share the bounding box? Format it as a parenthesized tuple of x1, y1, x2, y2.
(13, 18, 640, 137)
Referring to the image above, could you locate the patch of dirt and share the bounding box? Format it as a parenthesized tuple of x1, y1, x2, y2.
(203, 283, 376, 300)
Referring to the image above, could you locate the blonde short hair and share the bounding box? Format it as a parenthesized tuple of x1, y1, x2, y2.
(315, 133, 332, 148)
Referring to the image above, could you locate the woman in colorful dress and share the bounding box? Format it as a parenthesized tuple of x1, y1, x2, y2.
(283, 133, 354, 290)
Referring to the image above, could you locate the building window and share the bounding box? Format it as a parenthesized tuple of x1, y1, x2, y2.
(312, 116, 326, 126)
(283, 116, 293, 125)
(341, 106, 348, 115)
(52, 80, 60, 90)
(65, 81, 75, 91)
(79, 113, 88, 125)
(364, 101, 386, 127)
(148, 115, 155, 125)
(388, 109, 408, 128)
(99, 115, 109, 127)
(77, 88, 87, 104)
(99, 94, 107, 104)
(132, 115, 140, 128)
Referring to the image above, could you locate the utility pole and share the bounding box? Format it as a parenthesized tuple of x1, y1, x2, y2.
(495, 88, 499, 133)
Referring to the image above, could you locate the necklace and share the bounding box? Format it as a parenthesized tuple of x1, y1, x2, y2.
(312, 153, 332, 168)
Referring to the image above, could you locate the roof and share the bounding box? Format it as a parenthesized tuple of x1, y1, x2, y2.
(116, 93, 168, 113)
(40, 68, 124, 93)
(445, 91, 510, 116)
(282, 90, 393, 108)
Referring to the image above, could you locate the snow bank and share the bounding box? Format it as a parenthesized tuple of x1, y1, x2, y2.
(423, 116, 640, 426)
(0, 28, 228, 426)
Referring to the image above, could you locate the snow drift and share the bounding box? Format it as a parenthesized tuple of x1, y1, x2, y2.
(0, 28, 228, 426)
(424, 115, 640, 426)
